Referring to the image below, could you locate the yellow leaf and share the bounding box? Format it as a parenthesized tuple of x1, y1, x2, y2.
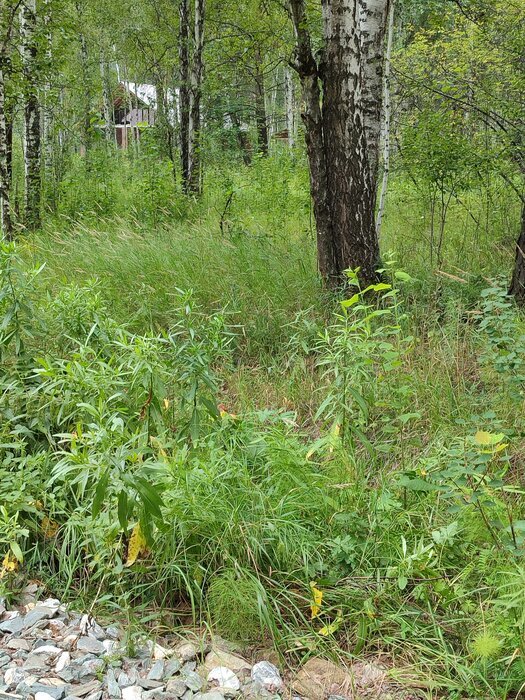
(163, 398, 170, 410)
(474, 431, 505, 447)
(41, 516, 59, 539)
(125, 523, 147, 567)
(319, 616, 342, 636)
(310, 581, 323, 619)
(0, 552, 18, 578)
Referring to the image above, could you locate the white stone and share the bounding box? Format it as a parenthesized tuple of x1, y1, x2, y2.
(55, 652, 70, 673)
(150, 642, 173, 660)
(207, 667, 240, 692)
(35, 693, 56, 700)
(122, 686, 143, 700)
(251, 661, 283, 692)
(102, 639, 117, 654)
(32, 645, 62, 656)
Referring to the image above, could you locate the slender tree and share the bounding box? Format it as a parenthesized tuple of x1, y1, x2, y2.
(0, 7, 15, 239)
(179, 0, 205, 194)
(289, 0, 391, 287)
(21, 0, 41, 230)
(188, 0, 204, 192)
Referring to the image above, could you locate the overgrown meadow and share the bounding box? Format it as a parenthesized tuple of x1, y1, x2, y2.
(1, 149, 525, 698)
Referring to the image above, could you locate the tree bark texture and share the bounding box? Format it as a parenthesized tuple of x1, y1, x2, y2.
(188, 0, 204, 193)
(509, 201, 525, 305)
(0, 57, 13, 239)
(375, 0, 394, 236)
(290, 0, 390, 287)
(21, 0, 41, 231)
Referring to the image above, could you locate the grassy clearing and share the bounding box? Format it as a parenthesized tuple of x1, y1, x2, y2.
(2, 158, 525, 698)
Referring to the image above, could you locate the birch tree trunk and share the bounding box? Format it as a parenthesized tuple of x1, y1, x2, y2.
(21, 0, 41, 231)
(100, 55, 113, 144)
(42, 0, 54, 189)
(254, 50, 268, 156)
(290, 0, 390, 287)
(285, 67, 295, 149)
(0, 57, 13, 239)
(375, 0, 394, 236)
(187, 0, 204, 193)
(179, 0, 191, 191)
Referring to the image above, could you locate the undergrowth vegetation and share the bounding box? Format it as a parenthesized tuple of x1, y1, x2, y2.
(1, 157, 525, 698)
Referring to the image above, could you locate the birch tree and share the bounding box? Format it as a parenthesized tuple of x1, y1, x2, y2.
(0, 2, 18, 240)
(21, 0, 41, 231)
(289, 0, 391, 287)
(179, 0, 205, 194)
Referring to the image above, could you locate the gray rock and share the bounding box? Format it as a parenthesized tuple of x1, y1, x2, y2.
(76, 639, 105, 656)
(84, 692, 102, 700)
(105, 626, 121, 641)
(174, 645, 197, 664)
(207, 667, 240, 694)
(22, 605, 58, 630)
(250, 663, 282, 693)
(241, 682, 275, 700)
(78, 659, 105, 679)
(69, 680, 102, 698)
(23, 655, 51, 672)
(193, 693, 224, 700)
(0, 617, 25, 635)
(180, 672, 203, 693)
(4, 668, 27, 691)
(162, 660, 181, 680)
(117, 671, 137, 689)
(26, 683, 66, 700)
(147, 662, 164, 682)
(0, 656, 12, 669)
(106, 669, 121, 698)
(138, 680, 164, 691)
(6, 641, 30, 653)
(0, 692, 24, 700)
(56, 666, 82, 684)
(165, 679, 187, 698)
(181, 663, 196, 674)
(181, 692, 193, 700)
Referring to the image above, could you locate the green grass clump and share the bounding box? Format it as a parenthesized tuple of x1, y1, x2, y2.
(206, 569, 265, 643)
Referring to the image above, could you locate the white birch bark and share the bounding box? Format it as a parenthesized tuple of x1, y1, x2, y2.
(285, 66, 295, 148)
(375, 0, 394, 236)
(21, 0, 41, 230)
(358, 0, 390, 185)
(188, 0, 204, 193)
(0, 59, 12, 239)
(100, 55, 113, 143)
(41, 0, 54, 186)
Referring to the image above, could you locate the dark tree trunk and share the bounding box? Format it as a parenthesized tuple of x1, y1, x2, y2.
(509, 201, 525, 305)
(289, 0, 390, 288)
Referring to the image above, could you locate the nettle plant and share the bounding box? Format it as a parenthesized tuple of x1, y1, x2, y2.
(478, 280, 525, 403)
(400, 429, 523, 553)
(310, 266, 413, 457)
